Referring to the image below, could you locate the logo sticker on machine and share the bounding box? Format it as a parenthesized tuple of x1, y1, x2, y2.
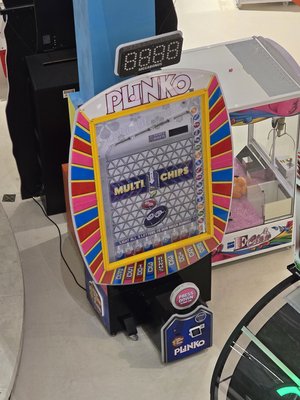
(161, 305, 213, 362)
(170, 282, 200, 310)
(144, 206, 168, 228)
(142, 198, 157, 210)
(88, 281, 104, 317)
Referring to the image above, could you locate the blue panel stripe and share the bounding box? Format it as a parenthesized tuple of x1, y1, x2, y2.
(113, 267, 125, 284)
(75, 124, 91, 142)
(145, 258, 155, 281)
(195, 243, 208, 258)
(166, 251, 178, 273)
(75, 207, 98, 228)
(71, 166, 94, 181)
(212, 168, 233, 182)
(85, 242, 102, 264)
(210, 122, 231, 146)
(209, 87, 222, 109)
(213, 206, 229, 222)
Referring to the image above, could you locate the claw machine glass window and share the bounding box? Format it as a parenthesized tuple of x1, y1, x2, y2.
(227, 115, 299, 235)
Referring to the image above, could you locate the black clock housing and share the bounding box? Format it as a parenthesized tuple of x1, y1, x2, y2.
(115, 31, 183, 77)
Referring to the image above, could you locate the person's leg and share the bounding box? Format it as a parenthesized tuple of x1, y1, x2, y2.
(3, 2, 43, 198)
(155, 0, 178, 35)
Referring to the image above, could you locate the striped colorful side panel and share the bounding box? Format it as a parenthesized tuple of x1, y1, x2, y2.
(70, 112, 105, 282)
(205, 75, 233, 252)
(70, 77, 233, 285)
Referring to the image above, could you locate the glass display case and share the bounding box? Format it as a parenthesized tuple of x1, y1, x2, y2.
(178, 36, 300, 264)
(236, 0, 292, 8)
(226, 115, 299, 233)
(213, 109, 300, 264)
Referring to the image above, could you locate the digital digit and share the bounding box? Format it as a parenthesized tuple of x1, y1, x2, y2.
(152, 44, 165, 64)
(124, 51, 137, 71)
(166, 40, 180, 60)
(138, 48, 151, 68)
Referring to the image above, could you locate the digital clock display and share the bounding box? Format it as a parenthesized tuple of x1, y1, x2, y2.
(115, 31, 183, 77)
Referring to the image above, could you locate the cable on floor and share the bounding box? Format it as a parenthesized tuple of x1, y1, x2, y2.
(32, 196, 86, 292)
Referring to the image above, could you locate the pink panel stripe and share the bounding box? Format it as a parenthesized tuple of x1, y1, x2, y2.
(214, 227, 223, 242)
(213, 195, 231, 209)
(210, 109, 228, 133)
(82, 230, 101, 254)
(72, 194, 97, 213)
(77, 113, 90, 130)
(208, 76, 218, 96)
(72, 151, 93, 167)
(211, 151, 233, 170)
(94, 264, 104, 282)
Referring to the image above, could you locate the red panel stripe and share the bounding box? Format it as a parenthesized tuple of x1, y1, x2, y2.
(78, 219, 100, 242)
(90, 253, 103, 274)
(185, 245, 199, 264)
(123, 265, 135, 284)
(176, 248, 188, 269)
(205, 237, 219, 252)
(71, 182, 96, 196)
(77, 112, 90, 130)
(134, 261, 145, 283)
(213, 217, 227, 232)
(156, 255, 167, 278)
(73, 137, 92, 155)
(101, 270, 115, 285)
(214, 227, 223, 242)
(213, 183, 232, 196)
(92, 264, 104, 283)
(211, 137, 232, 157)
(208, 76, 218, 96)
(209, 97, 225, 120)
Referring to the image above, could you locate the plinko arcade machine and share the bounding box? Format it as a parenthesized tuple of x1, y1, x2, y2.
(68, 35, 233, 362)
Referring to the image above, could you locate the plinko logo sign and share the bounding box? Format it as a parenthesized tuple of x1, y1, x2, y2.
(161, 304, 213, 362)
(105, 74, 192, 113)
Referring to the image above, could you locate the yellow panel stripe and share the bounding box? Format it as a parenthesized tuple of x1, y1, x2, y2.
(71, 163, 94, 171)
(74, 135, 91, 146)
(72, 148, 93, 158)
(72, 191, 97, 199)
(210, 119, 229, 136)
(211, 149, 232, 160)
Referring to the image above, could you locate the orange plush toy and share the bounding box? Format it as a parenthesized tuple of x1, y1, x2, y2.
(233, 176, 247, 199)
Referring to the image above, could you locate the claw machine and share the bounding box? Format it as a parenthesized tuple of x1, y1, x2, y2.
(236, 0, 292, 7)
(178, 36, 300, 264)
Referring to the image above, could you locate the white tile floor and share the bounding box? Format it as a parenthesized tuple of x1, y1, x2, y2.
(0, 203, 23, 400)
(0, 1, 300, 399)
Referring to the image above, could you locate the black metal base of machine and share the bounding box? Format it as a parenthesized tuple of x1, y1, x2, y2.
(102, 254, 211, 337)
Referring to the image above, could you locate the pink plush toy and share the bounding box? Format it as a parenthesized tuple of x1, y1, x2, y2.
(232, 176, 247, 199)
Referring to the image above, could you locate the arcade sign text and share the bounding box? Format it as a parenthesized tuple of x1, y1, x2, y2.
(106, 74, 192, 114)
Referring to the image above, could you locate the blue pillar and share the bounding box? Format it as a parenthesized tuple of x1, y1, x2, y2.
(72, 0, 155, 103)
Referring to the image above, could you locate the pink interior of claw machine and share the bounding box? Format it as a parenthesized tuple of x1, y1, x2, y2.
(225, 103, 299, 234)
(226, 158, 273, 233)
